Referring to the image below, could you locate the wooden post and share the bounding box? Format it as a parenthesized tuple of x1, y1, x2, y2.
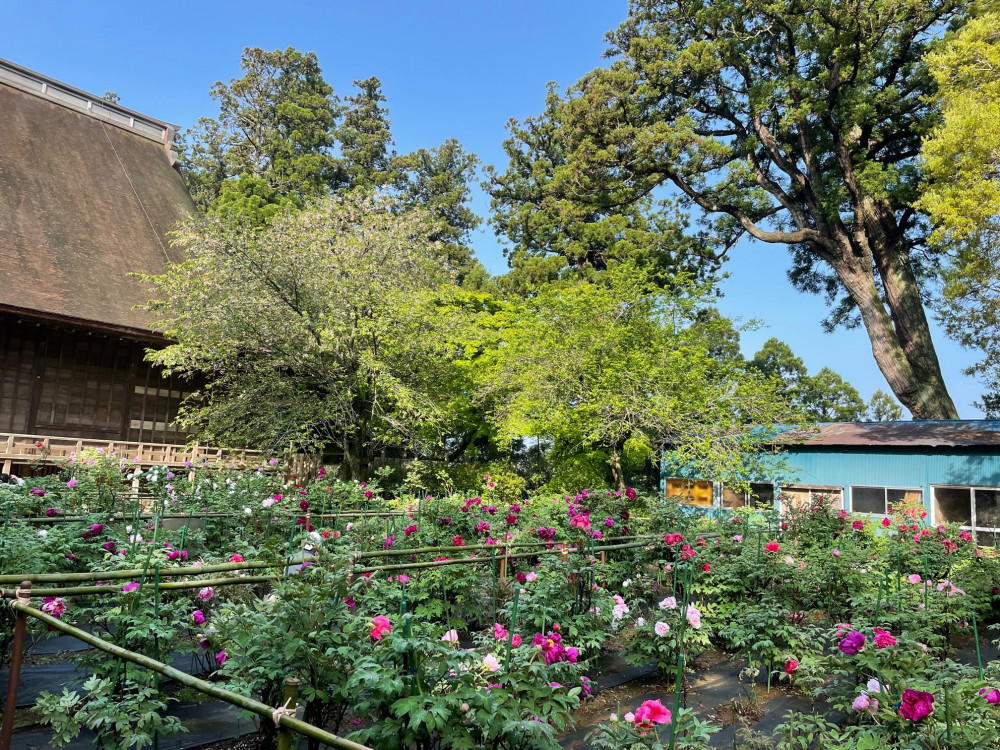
(276, 677, 300, 750)
(1, 582, 31, 750)
(499, 546, 507, 581)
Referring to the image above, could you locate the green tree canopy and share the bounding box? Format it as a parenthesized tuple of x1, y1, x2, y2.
(472, 268, 795, 489)
(488, 0, 972, 418)
(918, 0, 1000, 414)
(141, 194, 464, 478)
(182, 47, 341, 226)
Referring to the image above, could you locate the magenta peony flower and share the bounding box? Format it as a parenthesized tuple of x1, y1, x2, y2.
(66, 479, 77, 489)
(838, 630, 867, 655)
(192, 609, 205, 625)
(43, 506, 57, 515)
(122, 582, 139, 593)
(899, 689, 934, 721)
(215, 650, 226, 667)
(873, 628, 896, 649)
(765, 541, 780, 553)
(981, 688, 1000, 704)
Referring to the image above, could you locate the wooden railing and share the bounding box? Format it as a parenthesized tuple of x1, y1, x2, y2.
(0, 432, 263, 474)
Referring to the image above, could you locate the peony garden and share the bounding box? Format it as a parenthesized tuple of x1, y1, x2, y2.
(3, 452, 1000, 750)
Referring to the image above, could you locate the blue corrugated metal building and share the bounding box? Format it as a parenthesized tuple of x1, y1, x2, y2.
(663, 421, 1000, 542)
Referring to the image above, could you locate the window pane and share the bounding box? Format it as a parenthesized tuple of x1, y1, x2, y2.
(975, 489, 1000, 530)
(886, 488, 923, 509)
(722, 487, 745, 508)
(749, 483, 775, 509)
(935, 487, 972, 526)
(975, 530, 999, 547)
(853, 487, 886, 514)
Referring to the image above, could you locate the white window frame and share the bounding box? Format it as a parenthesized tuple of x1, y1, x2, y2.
(848, 485, 924, 516)
(931, 485, 1000, 541)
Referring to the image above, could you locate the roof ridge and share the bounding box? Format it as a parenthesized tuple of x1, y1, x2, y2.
(0, 57, 179, 162)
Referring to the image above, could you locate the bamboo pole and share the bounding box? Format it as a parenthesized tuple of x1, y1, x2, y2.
(0, 560, 277, 584)
(9, 603, 372, 750)
(1, 576, 276, 599)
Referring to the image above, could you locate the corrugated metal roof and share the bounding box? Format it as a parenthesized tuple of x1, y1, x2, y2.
(778, 421, 1000, 448)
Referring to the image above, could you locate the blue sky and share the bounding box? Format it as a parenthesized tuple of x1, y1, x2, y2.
(2, 0, 984, 416)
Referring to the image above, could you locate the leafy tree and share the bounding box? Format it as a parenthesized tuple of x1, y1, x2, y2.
(866, 389, 905, 421)
(486, 85, 725, 291)
(395, 138, 483, 278)
(181, 47, 341, 225)
(750, 338, 866, 421)
(337, 76, 398, 191)
(491, 0, 971, 418)
(799, 367, 866, 422)
(918, 0, 1000, 414)
(472, 267, 793, 489)
(141, 194, 462, 479)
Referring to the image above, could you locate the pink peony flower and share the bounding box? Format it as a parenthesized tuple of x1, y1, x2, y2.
(198, 587, 214, 602)
(66, 479, 77, 489)
(441, 629, 458, 643)
(633, 699, 671, 732)
(512, 634, 522, 647)
(370, 615, 392, 640)
(229, 554, 244, 563)
(908, 573, 922, 584)
(483, 654, 501, 672)
(659, 596, 677, 610)
(494, 623, 509, 640)
(654, 621, 670, 636)
(685, 604, 702, 629)
(765, 541, 780, 553)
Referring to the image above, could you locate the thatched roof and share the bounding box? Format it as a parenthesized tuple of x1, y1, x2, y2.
(0, 57, 193, 336)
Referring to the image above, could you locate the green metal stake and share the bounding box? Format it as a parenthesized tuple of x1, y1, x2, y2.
(973, 610, 984, 680)
(668, 571, 689, 750)
(923, 555, 930, 611)
(178, 508, 195, 555)
(505, 585, 520, 672)
(491, 547, 497, 624)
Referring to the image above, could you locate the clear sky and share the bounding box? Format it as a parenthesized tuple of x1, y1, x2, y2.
(1, 0, 985, 417)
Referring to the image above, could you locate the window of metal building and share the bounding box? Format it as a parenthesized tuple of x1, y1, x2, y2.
(664, 477, 714, 506)
(933, 486, 1000, 545)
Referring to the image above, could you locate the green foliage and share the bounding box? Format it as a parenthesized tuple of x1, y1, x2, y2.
(488, 0, 968, 417)
(750, 337, 867, 421)
(37, 675, 186, 750)
(182, 47, 340, 226)
(472, 265, 794, 488)
(141, 194, 464, 474)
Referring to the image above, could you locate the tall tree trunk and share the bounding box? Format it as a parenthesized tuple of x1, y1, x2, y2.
(828, 211, 958, 419)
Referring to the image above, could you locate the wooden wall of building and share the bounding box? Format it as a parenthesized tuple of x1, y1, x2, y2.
(0, 313, 190, 443)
